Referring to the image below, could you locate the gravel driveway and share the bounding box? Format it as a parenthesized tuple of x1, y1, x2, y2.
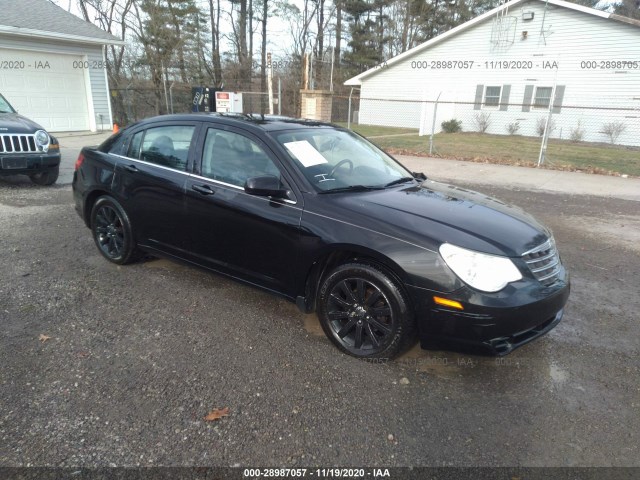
(1, 156, 638, 469)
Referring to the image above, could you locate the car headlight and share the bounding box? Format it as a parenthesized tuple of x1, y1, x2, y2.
(439, 243, 522, 292)
(35, 130, 50, 152)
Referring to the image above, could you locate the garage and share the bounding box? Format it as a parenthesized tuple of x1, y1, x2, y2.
(0, 48, 91, 132)
(0, 0, 124, 133)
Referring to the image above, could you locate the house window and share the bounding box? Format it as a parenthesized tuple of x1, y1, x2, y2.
(533, 87, 553, 109)
(484, 86, 502, 107)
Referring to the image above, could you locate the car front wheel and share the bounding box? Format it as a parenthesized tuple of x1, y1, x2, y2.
(317, 262, 416, 358)
(90, 196, 138, 264)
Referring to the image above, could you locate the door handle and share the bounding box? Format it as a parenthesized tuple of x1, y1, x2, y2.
(124, 164, 139, 173)
(191, 184, 215, 195)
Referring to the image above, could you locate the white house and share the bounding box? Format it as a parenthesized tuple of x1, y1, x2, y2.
(345, 0, 640, 146)
(0, 0, 124, 132)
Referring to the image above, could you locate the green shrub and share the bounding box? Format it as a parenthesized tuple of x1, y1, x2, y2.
(506, 121, 520, 135)
(441, 119, 462, 133)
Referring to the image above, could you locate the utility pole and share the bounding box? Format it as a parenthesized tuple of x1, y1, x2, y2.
(329, 46, 335, 92)
(303, 53, 310, 90)
(267, 52, 274, 114)
(278, 77, 281, 115)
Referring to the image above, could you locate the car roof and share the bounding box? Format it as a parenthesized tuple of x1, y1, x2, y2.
(138, 113, 339, 133)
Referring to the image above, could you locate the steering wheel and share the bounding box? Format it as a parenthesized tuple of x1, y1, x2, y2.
(329, 159, 354, 177)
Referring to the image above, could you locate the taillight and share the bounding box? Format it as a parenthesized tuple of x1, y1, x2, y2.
(74, 153, 84, 171)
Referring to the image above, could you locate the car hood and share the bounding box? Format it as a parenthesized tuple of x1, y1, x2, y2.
(0, 112, 45, 134)
(324, 180, 551, 257)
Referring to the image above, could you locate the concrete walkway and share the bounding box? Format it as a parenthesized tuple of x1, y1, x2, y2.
(396, 154, 640, 202)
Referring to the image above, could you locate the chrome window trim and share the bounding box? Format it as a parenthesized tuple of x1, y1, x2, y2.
(189, 172, 299, 206)
(189, 172, 243, 190)
(112, 153, 189, 174)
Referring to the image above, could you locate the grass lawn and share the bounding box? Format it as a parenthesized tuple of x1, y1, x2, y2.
(345, 124, 640, 177)
(335, 122, 418, 137)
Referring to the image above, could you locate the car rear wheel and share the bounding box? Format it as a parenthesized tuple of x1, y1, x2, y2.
(29, 166, 59, 186)
(90, 196, 138, 264)
(317, 263, 416, 358)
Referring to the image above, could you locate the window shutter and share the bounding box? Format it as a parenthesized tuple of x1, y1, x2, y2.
(499, 85, 511, 111)
(522, 85, 534, 112)
(552, 85, 566, 113)
(474, 85, 484, 110)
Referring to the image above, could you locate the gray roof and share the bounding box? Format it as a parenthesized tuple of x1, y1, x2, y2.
(0, 0, 122, 44)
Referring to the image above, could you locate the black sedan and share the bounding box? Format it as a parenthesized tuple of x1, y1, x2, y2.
(0, 93, 60, 185)
(72, 114, 570, 358)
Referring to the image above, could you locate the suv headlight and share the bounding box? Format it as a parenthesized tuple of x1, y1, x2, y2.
(35, 130, 50, 152)
(439, 243, 522, 292)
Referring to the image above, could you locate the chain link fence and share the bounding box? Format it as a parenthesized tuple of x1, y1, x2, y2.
(106, 82, 638, 176)
(110, 86, 297, 126)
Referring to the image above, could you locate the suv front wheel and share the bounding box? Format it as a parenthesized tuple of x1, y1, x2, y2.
(29, 166, 59, 186)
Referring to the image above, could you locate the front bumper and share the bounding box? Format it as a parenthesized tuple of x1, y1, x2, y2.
(0, 152, 60, 176)
(408, 268, 570, 355)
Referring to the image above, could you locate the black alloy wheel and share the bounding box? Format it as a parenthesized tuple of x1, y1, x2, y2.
(317, 263, 415, 358)
(90, 196, 137, 264)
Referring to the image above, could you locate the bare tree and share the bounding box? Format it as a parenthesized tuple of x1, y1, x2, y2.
(227, 0, 252, 87)
(282, 0, 317, 60)
(127, 0, 180, 114)
(207, 0, 223, 86)
(314, 0, 325, 83)
(260, 0, 268, 110)
(335, 0, 342, 64)
(77, 0, 134, 123)
(600, 121, 626, 144)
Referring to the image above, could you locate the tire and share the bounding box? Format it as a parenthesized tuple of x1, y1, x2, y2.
(29, 166, 59, 186)
(317, 262, 416, 359)
(90, 195, 138, 265)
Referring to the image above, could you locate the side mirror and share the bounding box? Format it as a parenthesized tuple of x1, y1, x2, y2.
(413, 171, 427, 181)
(244, 175, 289, 199)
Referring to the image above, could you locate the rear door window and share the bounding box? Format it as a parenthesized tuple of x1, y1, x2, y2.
(127, 125, 195, 172)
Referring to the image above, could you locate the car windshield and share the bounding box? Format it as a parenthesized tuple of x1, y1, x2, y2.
(274, 128, 415, 192)
(0, 94, 16, 114)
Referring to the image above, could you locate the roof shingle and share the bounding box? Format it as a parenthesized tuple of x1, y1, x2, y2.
(0, 0, 121, 43)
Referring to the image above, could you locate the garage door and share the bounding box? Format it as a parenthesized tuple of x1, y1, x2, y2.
(0, 49, 90, 132)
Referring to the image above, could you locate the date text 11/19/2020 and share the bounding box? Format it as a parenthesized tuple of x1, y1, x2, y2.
(409, 60, 558, 69)
(408, 59, 640, 69)
(243, 468, 391, 478)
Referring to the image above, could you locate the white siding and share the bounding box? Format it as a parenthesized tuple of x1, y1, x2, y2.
(357, 0, 640, 145)
(0, 36, 111, 131)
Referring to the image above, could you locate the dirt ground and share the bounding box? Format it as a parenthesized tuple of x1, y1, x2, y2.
(0, 175, 638, 468)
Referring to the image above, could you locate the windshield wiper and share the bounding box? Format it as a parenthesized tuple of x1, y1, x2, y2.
(384, 177, 416, 188)
(320, 185, 385, 194)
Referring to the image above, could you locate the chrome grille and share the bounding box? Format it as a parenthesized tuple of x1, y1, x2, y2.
(0, 134, 38, 154)
(522, 238, 561, 286)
